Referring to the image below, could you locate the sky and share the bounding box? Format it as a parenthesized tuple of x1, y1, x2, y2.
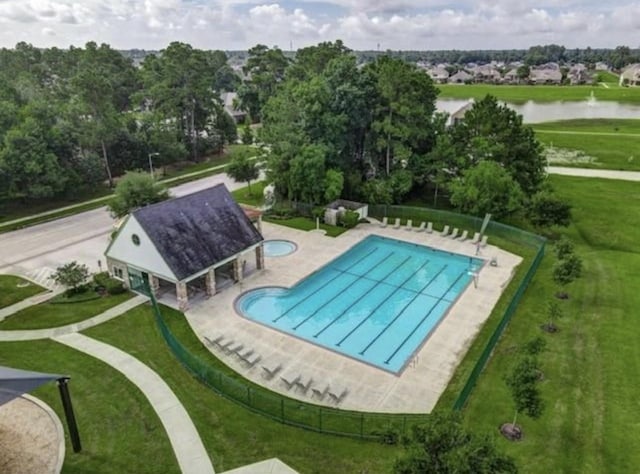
(0, 0, 639, 51)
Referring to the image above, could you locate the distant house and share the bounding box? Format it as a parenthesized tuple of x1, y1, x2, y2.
(220, 92, 247, 124)
(568, 64, 594, 85)
(470, 65, 501, 83)
(595, 62, 610, 71)
(448, 100, 475, 127)
(105, 184, 264, 310)
(620, 64, 640, 86)
(503, 68, 520, 84)
(529, 67, 562, 85)
(448, 70, 473, 84)
(426, 66, 450, 83)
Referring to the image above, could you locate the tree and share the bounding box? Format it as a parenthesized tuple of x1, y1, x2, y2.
(528, 191, 571, 228)
(241, 123, 253, 145)
(553, 253, 583, 294)
(542, 301, 564, 333)
(227, 153, 260, 195)
(324, 168, 344, 202)
(449, 95, 546, 196)
(288, 144, 327, 205)
(109, 171, 170, 218)
(394, 412, 517, 474)
(53, 261, 90, 295)
(449, 161, 524, 219)
(516, 65, 530, 82)
(503, 357, 544, 440)
(553, 236, 575, 260)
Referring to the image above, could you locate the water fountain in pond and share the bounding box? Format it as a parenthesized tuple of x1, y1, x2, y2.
(587, 90, 596, 106)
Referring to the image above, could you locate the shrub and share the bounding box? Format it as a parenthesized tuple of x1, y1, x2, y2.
(340, 210, 360, 228)
(105, 279, 126, 295)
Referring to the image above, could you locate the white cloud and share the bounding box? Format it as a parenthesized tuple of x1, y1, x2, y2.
(0, 1, 636, 50)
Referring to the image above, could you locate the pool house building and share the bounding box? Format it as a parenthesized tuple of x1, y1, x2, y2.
(105, 184, 264, 310)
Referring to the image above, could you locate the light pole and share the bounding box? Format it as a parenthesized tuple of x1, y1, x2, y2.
(148, 152, 160, 179)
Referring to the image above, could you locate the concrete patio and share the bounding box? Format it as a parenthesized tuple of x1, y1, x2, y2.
(184, 221, 521, 414)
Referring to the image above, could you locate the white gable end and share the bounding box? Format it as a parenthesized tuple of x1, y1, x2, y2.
(106, 215, 177, 281)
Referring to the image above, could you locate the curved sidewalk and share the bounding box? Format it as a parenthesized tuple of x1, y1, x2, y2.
(53, 332, 215, 474)
(548, 166, 640, 181)
(0, 295, 148, 342)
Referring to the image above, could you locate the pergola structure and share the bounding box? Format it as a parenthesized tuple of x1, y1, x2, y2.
(105, 184, 265, 310)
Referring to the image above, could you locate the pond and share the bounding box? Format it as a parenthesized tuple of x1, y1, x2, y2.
(437, 98, 640, 124)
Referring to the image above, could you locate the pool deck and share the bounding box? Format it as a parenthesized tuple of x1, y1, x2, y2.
(184, 221, 522, 414)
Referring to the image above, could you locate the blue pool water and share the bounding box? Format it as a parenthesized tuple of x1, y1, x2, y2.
(263, 239, 297, 257)
(236, 235, 483, 373)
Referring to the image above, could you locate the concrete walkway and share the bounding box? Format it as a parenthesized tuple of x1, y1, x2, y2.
(548, 166, 640, 181)
(53, 333, 214, 474)
(0, 295, 148, 341)
(0, 289, 61, 322)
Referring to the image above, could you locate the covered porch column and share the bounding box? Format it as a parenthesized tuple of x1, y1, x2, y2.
(232, 258, 244, 283)
(205, 268, 216, 297)
(149, 275, 160, 296)
(255, 245, 264, 270)
(176, 281, 189, 311)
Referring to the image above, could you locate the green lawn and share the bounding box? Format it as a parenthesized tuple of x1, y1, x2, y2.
(263, 216, 350, 237)
(533, 119, 640, 170)
(85, 304, 399, 473)
(437, 84, 640, 104)
(231, 181, 267, 207)
(0, 275, 47, 308)
(0, 291, 133, 330)
(455, 175, 640, 473)
(0, 339, 179, 473)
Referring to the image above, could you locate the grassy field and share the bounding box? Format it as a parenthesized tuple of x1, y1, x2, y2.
(85, 304, 399, 473)
(230, 181, 267, 207)
(0, 291, 132, 330)
(437, 84, 640, 104)
(534, 119, 640, 170)
(453, 175, 640, 473)
(0, 339, 179, 474)
(0, 275, 47, 308)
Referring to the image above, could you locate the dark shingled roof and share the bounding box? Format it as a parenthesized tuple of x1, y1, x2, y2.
(133, 184, 263, 281)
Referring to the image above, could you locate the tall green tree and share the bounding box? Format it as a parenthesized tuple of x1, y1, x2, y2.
(449, 161, 524, 219)
(109, 171, 170, 218)
(449, 95, 546, 196)
(227, 153, 260, 195)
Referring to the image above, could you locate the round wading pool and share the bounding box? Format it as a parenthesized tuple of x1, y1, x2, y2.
(263, 239, 297, 257)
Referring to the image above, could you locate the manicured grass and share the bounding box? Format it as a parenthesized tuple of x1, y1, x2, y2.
(534, 119, 640, 170)
(595, 71, 620, 85)
(456, 175, 640, 473)
(437, 84, 640, 104)
(263, 216, 349, 237)
(0, 339, 179, 473)
(231, 181, 267, 207)
(0, 291, 133, 330)
(0, 275, 47, 308)
(85, 304, 399, 473)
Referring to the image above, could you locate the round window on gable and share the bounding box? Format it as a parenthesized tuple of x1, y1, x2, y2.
(132, 234, 140, 246)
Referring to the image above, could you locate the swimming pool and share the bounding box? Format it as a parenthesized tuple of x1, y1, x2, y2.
(263, 239, 297, 257)
(236, 235, 483, 373)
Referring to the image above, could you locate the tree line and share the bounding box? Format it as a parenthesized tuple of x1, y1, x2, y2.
(0, 41, 238, 203)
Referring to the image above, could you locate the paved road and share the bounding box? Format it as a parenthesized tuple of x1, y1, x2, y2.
(0, 173, 252, 276)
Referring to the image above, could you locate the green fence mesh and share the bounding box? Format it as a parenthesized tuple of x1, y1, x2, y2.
(147, 204, 544, 437)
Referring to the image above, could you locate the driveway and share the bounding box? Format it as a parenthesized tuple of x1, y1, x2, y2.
(0, 173, 255, 279)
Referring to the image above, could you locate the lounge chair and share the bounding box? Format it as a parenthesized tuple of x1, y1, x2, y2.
(226, 342, 244, 355)
(415, 222, 426, 232)
(449, 228, 459, 239)
(239, 348, 254, 360)
(311, 384, 330, 400)
(458, 230, 469, 242)
(295, 376, 314, 394)
(426, 222, 433, 234)
(243, 353, 262, 368)
(204, 335, 225, 349)
(470, 232, 481, 244)
(220, 339, 236, 352)
(480, 234, 489, 247)
(440, 225, 450, 237)
(404, 219, 413, 231)
(393, 218, 401, 229)
(379, 217, 388, 228)
(328, 387, 349, 404)
(280, 372, 301, 390)
(261, 363, 282, 379)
